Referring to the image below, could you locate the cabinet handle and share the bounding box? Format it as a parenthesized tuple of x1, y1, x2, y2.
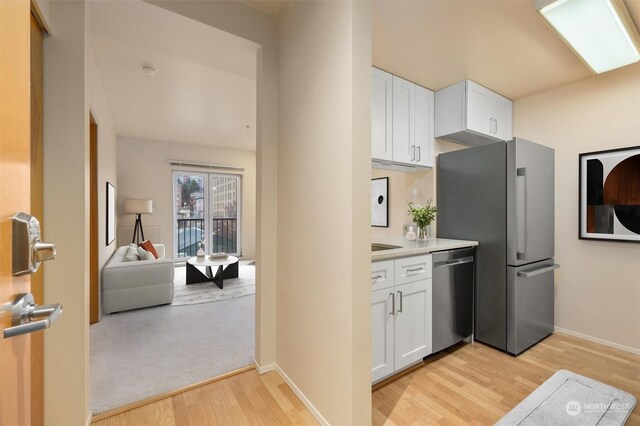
(397, 291, 403, 313)
(390, 292, 395, 316)
(416, 146, 421, 162)
(406, 267, 423, 273)
(372, 274, 383, 280)
(411, 145, 415, 161)
(495, 118, 498, 135)
(490, 118, 494, 134)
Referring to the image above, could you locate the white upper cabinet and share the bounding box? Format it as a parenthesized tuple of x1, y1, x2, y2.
(371, 68, 393, 161)
(435, 79, 513, 146)
(414, 85, 435, 168)
(371, 67, 434, 171)
(392, 75, 415, 164)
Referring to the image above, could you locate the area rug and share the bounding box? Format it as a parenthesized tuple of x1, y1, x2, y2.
(171, 263, 255, 306)
(497, 370, 637, 426)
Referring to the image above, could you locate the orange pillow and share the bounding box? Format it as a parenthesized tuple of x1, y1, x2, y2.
(138, 240, 158, 259)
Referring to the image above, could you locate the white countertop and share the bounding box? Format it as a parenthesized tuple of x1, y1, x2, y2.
(371, 236, 478, 261)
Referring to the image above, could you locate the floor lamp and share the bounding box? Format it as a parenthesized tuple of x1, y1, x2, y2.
(124, 199, 153, 244)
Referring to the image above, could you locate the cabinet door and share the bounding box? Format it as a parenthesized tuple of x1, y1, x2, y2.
(392, 75, 414, 164)
(414, 85, 434, 168)
(394, 279, 432, 371)
(371, 68, 393, 161)
(372, 288, 395, 382)
(466, 80, 493, 138)
(491, 94, 513, 141)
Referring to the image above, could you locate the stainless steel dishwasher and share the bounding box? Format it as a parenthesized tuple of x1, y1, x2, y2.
(432, 247, 474, 353)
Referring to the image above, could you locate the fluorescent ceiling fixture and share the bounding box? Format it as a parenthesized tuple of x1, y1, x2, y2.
(537, 0, 640, 73)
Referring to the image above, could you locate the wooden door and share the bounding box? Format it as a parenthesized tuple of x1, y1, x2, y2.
(1, 1, 45, 424)
(371, 288, 394, 382)
(371, 68, 392, 161)
(1, 0, 35, 424)
(393, 279, 432, 371)
(391, 75, 414, 165)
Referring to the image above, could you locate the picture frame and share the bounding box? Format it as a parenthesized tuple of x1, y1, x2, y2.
(106, 182, 116, 246)
(371, 177, 389, 228)
(579, 145, 640, 243)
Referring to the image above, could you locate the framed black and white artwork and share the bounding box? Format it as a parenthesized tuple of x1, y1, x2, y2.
(106, 182, 116, 246)
(579, 145, 640, 243)
(371, 177, 389, 227)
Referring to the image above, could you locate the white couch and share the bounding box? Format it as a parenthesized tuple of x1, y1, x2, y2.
(102, 244, 175, 314)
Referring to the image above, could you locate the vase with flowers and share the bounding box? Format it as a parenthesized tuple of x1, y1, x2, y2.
(407, 200, 437, 241)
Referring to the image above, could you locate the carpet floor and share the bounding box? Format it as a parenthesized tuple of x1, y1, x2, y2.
(90, 292, 254, 414)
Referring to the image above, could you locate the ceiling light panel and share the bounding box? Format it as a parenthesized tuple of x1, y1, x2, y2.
(538, 0, 640, 73)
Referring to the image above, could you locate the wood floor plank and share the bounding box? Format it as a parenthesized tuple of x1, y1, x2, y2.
(93, 333, 640, 426)
(373, 333, 640, 425)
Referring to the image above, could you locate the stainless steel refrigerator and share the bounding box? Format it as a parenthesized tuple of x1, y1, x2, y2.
(437, 138, 559, 355)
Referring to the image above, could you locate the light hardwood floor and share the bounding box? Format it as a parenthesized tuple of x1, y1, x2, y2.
(93, 333, 640, 425)
(373, 333, 640, 425)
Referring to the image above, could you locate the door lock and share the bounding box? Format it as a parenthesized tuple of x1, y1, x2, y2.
(12, 212, 56, 275)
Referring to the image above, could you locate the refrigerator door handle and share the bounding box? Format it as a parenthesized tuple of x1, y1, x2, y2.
(517, 264, 560, 278)
(516, 167, 527, 260)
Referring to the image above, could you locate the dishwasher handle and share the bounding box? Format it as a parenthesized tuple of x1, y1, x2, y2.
(433, 256, 474, 268)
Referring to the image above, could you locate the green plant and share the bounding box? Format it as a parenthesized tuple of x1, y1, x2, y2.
(408, 200, 437, 229)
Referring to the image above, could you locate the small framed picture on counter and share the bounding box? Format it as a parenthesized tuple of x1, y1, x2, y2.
(579, 145, 640, 243)
(371, 177, 389, 227)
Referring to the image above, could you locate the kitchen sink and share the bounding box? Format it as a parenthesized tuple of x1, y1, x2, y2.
(371, 243, 402, 252)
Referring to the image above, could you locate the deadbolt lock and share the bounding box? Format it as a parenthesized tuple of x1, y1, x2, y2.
(12, 212, 56, 276)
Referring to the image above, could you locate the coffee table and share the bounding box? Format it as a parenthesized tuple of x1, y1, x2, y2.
(186, 256, 239, 289)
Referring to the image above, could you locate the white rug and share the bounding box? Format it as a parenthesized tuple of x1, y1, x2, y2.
(497, 370, 637, 426)
(172, 263, 255, 306)
(91, 296, 255, 414)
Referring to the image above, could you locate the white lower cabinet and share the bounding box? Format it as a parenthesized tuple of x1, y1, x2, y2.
(371, 255, 432, 383)
(394, 279, 432, 371)
(371, 289, 394, 382)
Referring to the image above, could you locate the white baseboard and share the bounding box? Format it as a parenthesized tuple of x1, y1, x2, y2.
(554, 327, 640, 356)
(274, 365, 329, 426)
(254, 360, 276, 374)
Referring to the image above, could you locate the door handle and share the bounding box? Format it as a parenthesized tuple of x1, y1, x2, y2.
(411, 145, 415, 161)
(397, 291, 403, 313)
(516, 168, 527, 260)
(517, 264, 560, 278)
(416, 146, 421, 162)
(3, 293, 63, 338)
(390, 292, 395, 316)
(12, 212, 56, 275)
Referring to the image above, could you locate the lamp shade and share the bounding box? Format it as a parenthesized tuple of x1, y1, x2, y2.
(124, 199, 153, 214)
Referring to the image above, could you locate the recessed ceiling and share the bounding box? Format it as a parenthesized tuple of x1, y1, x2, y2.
(373, 0, 640, 100)
(89, 0, 259, 151)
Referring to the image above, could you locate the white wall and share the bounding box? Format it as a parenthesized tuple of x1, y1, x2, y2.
(87, 45, 118, 319)
(371, 138, 465, 239)
(43, 0, 90, 424)
(116, 136, 256, 259)
(514, 62, 640, 353)
(277, 2, 372, 424)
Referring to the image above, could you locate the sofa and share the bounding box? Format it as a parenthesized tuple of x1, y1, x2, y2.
(102, 244, 175, 314)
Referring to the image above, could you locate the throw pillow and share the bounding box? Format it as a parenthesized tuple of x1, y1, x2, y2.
(137, 246, 155, 261)
(138, 240, 158, 259)
(123, 243, 140, 262)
